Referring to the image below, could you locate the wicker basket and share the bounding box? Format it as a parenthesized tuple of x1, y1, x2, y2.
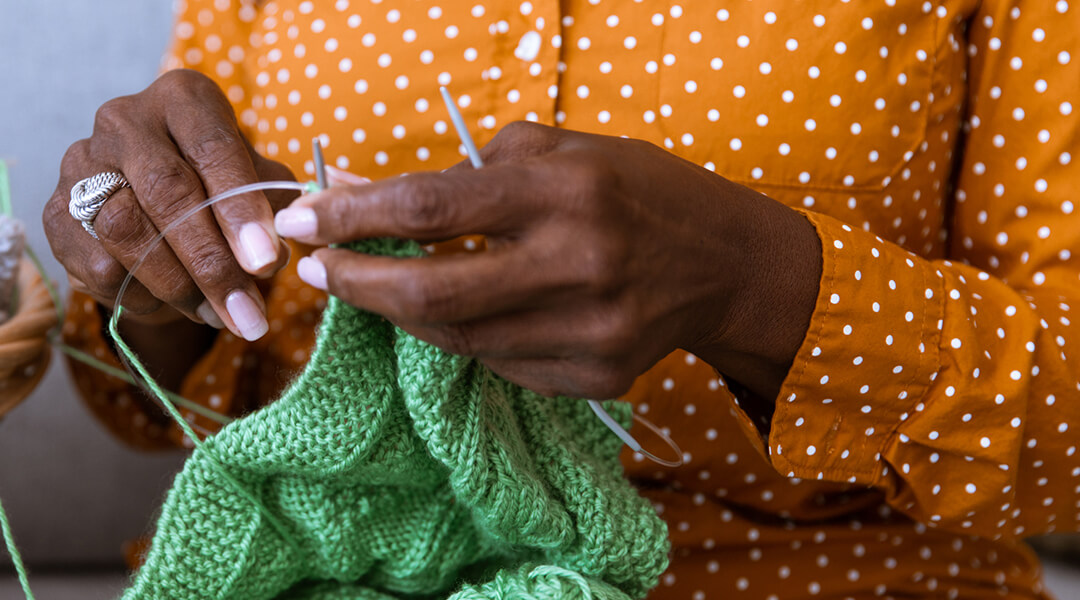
(0, 258, 57, 417)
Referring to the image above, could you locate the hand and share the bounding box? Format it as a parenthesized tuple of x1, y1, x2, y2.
(44, 69, 297, 340)
(276, 122, 821, 401)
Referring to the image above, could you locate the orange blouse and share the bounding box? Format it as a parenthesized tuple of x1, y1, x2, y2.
(64, 0, 1079, 598)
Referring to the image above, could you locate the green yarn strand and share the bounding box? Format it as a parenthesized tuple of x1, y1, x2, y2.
(107, 309, 298, 547)
(0, 160, 12, 217)
(0, 495, 35, 600)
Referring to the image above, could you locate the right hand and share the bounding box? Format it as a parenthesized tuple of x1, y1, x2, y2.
(44, 69, 297, 341)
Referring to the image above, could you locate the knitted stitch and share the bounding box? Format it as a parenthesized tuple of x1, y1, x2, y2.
(122, 240, 669, 600)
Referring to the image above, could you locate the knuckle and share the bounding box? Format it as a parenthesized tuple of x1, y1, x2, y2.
(573, 158, 618, 200)
(93, 97, 136, 133)
(487, 121, 557, 159)
(43, 190, 73, 234)
(158, 273, 203, 310)
(576, 245, 621, 292)
(60, 139, 91, 170)
(94, 198, 149, 246)
(183, 243, 237, 288)
(393, 178, 452, 234)
(399, 275, 454, 322)
(86, 257, 126, 297)
(158, 68, 216, 95)
(495, 120, 538, 140)
(137, 163, 202, 217)
(322, 195, 357, 236)
(183, 126, 245, 170)
(328, 257, 363, 293)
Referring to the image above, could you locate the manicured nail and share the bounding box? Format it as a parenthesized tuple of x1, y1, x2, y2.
(297, 256, 327, 290)
(238, 223, 278, 271)
(326, 165, 371, 186)
(275, 208, 318, 239)
(196, 301, 225, 329)
(225, 291, 268, 341)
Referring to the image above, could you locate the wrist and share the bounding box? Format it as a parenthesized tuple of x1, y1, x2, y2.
(686, 190, 823, 401)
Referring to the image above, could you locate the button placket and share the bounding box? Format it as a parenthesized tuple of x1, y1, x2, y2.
(481, 0, 560, 140)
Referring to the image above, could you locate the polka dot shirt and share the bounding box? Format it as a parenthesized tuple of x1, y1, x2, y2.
(64, 1, 1078, 598)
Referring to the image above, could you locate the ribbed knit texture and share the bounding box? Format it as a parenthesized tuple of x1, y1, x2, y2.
(122, 240, 669, 600)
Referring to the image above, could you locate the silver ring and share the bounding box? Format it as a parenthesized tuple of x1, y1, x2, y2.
(69, 172, 131, 239)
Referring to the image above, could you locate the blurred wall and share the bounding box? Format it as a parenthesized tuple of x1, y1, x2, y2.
(0, 1, 186, 565)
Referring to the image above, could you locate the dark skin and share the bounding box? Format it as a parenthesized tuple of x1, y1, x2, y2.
(45, 72, 821, 411)
(280, 122, 822, 404)
(44, 70, 297, 384)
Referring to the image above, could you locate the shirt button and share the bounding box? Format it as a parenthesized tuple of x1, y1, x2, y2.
(515, 30, 542, 61)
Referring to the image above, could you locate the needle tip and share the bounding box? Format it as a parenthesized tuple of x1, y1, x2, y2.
(312, 137, 328, 191)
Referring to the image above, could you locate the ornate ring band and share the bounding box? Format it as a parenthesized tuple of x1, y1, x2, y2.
(69, 172, 131, 240)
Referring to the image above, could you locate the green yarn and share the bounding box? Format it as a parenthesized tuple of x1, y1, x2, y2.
(119, 239, 669, 600)
(0, 159, 12, 217)
(0, 160, 34, 600)
(0, 495, 35, 600)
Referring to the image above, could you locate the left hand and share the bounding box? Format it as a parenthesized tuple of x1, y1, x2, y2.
(275, 122, 821, 401)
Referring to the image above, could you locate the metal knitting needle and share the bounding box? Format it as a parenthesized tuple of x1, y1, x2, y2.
(439, 86, 484, 169)
(312, 137, 328, 190)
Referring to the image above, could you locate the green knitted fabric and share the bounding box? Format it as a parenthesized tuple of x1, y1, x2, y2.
(122, 240, 669, 600)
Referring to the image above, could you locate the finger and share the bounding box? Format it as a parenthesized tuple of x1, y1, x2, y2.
(275, 165, 541, 245)
(163, 102, 285, 277)
(44, 159, 161, 315)
(92, 186, 207, 321)
(299, 247, 556, 324)
(396, 299, 654, 361)
(96, 133, 270, 340)
(482, 357, 638, 400)
(477, 357, 587, 399)
(65, 268, 158, 315)
(394, 310, 583, 359)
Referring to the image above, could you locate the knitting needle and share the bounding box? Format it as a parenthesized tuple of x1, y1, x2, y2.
(439, 87, 484, 169)
(312, 137, 328, 191)
(437, 87, 683, 468)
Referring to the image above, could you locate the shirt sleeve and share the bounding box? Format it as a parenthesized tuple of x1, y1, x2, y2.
(740, 0, 1079, 541)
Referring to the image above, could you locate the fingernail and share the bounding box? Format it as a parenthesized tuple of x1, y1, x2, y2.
(196, 301, 225, 329)
(239, 223, 279, 271)
(325, 165, 371, 186)
(275, 208, 318, 239)
(297, 256, 327, 290)
(225, 291, 268, 341)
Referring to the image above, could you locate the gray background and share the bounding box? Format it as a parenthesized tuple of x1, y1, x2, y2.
(0, 0, 186, 568)
(0, 2, 1077, 599)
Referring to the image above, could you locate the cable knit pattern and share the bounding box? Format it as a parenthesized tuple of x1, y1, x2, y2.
(122, 239, 668, 600)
